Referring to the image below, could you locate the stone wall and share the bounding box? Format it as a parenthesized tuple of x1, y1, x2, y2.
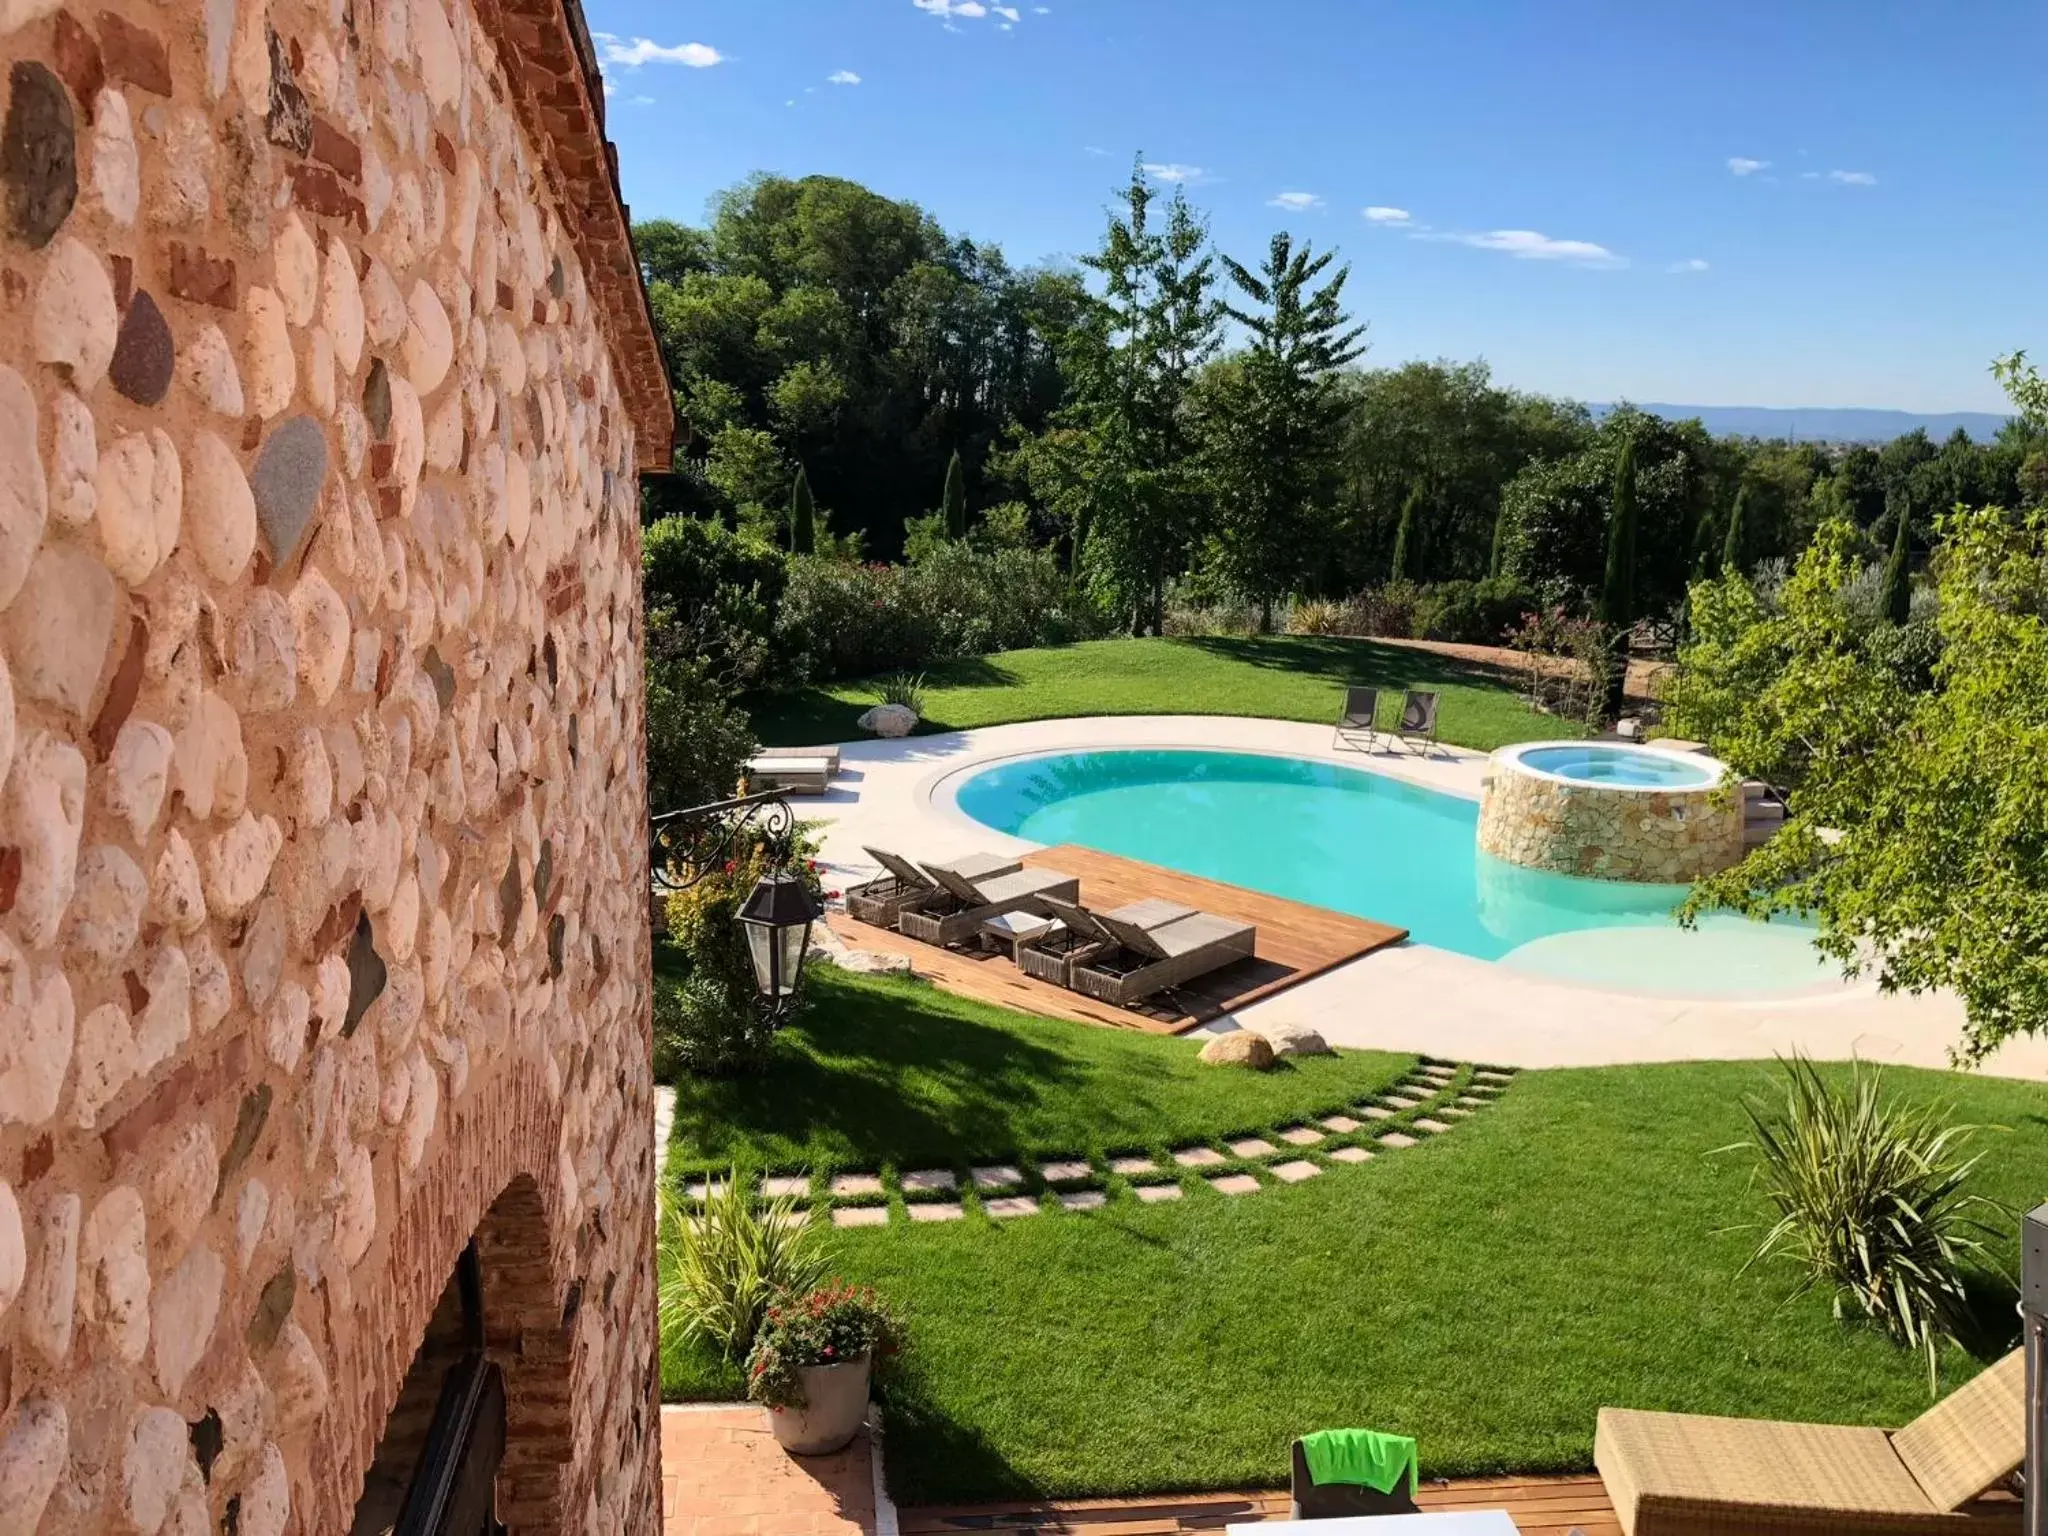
(1477, 760, 1743, 883)
(0, 0, 662, 1529)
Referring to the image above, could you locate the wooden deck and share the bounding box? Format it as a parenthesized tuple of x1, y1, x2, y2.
(833, 844, 1407, 1035)
(899, 1475, 1620, 1535)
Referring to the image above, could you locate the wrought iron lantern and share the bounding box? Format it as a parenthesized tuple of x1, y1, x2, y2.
(650, 787, 822, 1019)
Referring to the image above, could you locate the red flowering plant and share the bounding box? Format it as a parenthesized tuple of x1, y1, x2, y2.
(744, 1282, 901, 1410)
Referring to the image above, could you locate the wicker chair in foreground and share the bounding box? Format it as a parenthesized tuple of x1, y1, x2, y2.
(1595, 1348, 2025, 1536)
(896, 862, 1080, 949)
(1017, 895, 1198, 986)
(1062, 905, 1256, 1008)
(844, 847, 1020, 927)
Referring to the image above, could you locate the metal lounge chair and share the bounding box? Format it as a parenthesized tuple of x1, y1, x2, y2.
(1332, 685, 1382, 753)
(1595, 1348, 2025, 1536)
(895, 862, 1081, 950)
(1017, 894, 1198, 986)
(1066, 907, 1256, 1009)
(1395, 689, 1441, 755)
(844, 847, 1022, 927)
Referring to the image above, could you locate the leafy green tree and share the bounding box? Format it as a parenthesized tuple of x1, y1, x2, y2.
(1722, 483, 1749, 573)
(942, 449, 967, 539)
(1673, 505, 2048, 1064)
(1390, 485, 1421, 581)
(1205, 232, 1368, 630)
(789, 465, 816, 555)
(1880, 492, 1911, 625)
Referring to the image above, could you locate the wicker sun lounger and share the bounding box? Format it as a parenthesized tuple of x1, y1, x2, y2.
(895, 863, 1080, 949)
(1063, 906, 1256, 1008)
(744, 755, 831, 795)
(1018, 895, 1198, 986)
(1595, 1348, 2025, 1536)
(844, 847, 1022, 927)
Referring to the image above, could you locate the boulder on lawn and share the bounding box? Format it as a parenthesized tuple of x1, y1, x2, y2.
(857, 703, 919, 738)
(1253, 1020, 1332, 1058)
(1198, 1032, 1275, 1070)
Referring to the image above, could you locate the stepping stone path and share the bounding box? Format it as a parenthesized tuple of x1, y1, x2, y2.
(737, 1064, 1521, 1228)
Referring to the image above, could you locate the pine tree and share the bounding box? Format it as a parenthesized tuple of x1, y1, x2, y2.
(942, 449, 967, 540)
(788, 464, 815, 555)
(1721, 484, 1749, 574)
(1390, 485, 1422, 582)
(1881, 495, 1912, 625)
(1599, 438, 1637, 627)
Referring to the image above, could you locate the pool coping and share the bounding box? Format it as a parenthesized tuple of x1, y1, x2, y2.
(798, 715, 2046, 1079)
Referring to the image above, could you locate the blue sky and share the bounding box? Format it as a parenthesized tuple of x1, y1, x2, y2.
(586, 1, 2046, 413)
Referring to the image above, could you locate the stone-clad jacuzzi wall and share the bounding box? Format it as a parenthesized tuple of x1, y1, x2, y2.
(0, 0, 661, 1529)
(1477, 753, 1744, 883)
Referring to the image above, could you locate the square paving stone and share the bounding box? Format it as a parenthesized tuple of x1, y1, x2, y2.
(1414, 1118, 1451, 1134)
(1359, 1105, 1394, 1121)
(982, 1196, 1041, 1219)
(1420, 1063, 1456, 1077)
(683, 1180, 728, 1203)
(1134, 1183, 1184, 1203)
(1172, 1146, 1226, 1168)
(1475, 1070, 1514, 1083)
(831, 1206, 889, 1228)
(1441, 1107, 1471, 1119)
(908, 1201, 965, 1223)
(1383, 1095, 1424, 1109)
(900, 1169, 957, 1193)
(1319, 1115, 1361, 1133)
(1456, 1096, 1488, 1108)
(1271, 1160, 1322, 1183)
(1038, 1159, 1094, 1183)
(1227, 1137, 1278, 1159)
(1277, 1126, 1324, 1147)
(1328, 1145, 1374, 1164)
(1059, 1190, 1107, 1211)
(972, 1165, 1023, 1190)
(829, 1174, 884, 1198)
(1207, 1173, 1262, 1196)
(1377, 1132, 1419, 1149)
(765, 1209, 811, 1229)
(1109, 1155, 1158, 1176)
(761, 1176, 811, 1199)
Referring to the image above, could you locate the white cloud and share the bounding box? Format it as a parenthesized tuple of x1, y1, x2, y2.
(828, 69, 861, 85)
(1142, 162, 1207, 184)
(994, 5, 1021, 18)
(629, 94, 655, 106)
(1668, 257, 1710, 273)
(1362, 205, 1411, 224)
(1268, 191, 1325, 212)
(1829, 169, 1877, 185)
(595, 34, 723, 68)
(602, 77, 616, 97)
(913, 0, 989, 15)
(1035, 4, 1052, 10)
(1083, 145, 1111, 157)
(1439, 229, 1626, 268)
(1727, 156, 1768, 176)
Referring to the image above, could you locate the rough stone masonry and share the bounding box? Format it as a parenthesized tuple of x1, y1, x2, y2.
(0, 0, 670, 1526)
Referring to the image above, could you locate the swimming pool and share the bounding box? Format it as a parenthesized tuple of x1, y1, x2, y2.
(952, 748, 1833, 998)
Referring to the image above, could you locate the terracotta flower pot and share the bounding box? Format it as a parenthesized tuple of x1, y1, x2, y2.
(767, 1354, 872, 1456)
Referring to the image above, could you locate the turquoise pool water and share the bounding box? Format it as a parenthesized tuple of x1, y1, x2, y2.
(953, 749, 1832, 997)
(1516, 744, 1717, 788)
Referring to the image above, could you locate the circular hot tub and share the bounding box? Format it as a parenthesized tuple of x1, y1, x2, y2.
(1478, 741, 1743, 883)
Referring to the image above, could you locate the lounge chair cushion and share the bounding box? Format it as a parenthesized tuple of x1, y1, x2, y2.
(1597, 1408, 1936, 1534)
(1891, 1350, 2026, 1511)
(1146, 912, 1255, 957)
(973, 867, 1076, 905)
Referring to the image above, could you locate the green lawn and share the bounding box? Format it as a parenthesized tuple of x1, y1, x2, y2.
(748, 635, 1585, 752)
(668, 966, 1414, 1176)
(664, 995, 2048, 1504)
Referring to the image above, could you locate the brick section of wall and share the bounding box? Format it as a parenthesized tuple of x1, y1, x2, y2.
(0, 0, 661, 1529)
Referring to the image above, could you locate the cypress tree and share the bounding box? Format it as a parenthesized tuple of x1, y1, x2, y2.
(788, 464, 815, 556)
(1487, 499, 1507, 579)
(1390, 484, 1422, 582)
(1721, 484, 1749, 574)
(1598, 439, 1637, 627)
(942, 449, 967, 540)
(1881, 497, 1912, 625)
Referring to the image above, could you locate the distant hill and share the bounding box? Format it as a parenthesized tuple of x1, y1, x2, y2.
(1593, 402, 2013, 445)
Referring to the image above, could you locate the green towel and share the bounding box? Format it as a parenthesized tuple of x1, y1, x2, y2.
(1298, 1428, 1419, 1495)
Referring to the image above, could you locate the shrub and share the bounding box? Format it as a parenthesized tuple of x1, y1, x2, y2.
(1730, 1057, 2002, 1391)
(654, 971, 775, 1080)
(1410, 576, 1539, 645)
(646, 658, 757, 818)
(642, 515, 787, 687)
(1286, 598, 1347, 636)
(658, 1173, 829, 1366)
(744, 1282, 901, 1409)
(876, 672, 927, 714)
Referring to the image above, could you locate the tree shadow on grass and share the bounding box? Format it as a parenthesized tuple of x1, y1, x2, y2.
(1952, 1265, 2022, 1364)
(1177, 634, 1513, 692)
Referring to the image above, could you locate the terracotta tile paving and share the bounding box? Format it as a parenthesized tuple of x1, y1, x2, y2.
(1172, 1146, 1226, 1167)
(1135, 1183, 1184, 1202)
(972, 1164, 1022, 1189)
(1208, 1173, 1261, 1196)
(1228, 1137, 1278, 1159)
(1270, 1159, 1322, 1183)
(661, 1405, 876, 1535)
